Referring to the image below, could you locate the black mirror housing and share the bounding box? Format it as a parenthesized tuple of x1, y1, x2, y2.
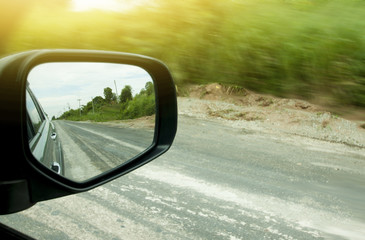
(0, 50, 177, 214)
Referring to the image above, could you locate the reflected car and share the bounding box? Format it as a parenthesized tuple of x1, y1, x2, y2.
(26, 85, 64, 175)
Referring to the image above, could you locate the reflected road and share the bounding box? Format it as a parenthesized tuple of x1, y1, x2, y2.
(54, 120, 154, 181)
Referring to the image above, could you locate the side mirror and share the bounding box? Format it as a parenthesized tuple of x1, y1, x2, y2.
(0, 50, 177, 214)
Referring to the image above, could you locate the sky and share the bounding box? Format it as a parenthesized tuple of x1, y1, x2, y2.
(70, 0, 149, 12)
(27, 62, 153, 118)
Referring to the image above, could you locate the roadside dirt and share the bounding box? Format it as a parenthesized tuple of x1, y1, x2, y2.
(178, 83, 365, 148)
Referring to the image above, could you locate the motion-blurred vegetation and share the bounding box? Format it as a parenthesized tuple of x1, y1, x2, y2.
(2, 0, 365, 108)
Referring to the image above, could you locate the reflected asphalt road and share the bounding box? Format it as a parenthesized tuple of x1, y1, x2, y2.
(54, 120, 154, 181)
(1, 115, 364, 239)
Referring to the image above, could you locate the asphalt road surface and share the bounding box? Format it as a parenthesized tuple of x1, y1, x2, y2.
(54, 120, 154, 181)
(1, 115, 364, 239)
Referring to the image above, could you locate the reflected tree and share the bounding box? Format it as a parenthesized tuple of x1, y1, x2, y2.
(103, 87, 113, 104)
(120, 85, 133, 103)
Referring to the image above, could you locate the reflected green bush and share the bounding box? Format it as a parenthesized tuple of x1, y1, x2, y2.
(59, 85, 155, 122)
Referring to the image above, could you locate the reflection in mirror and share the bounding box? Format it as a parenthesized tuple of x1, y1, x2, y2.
(26, 62, 156, 182)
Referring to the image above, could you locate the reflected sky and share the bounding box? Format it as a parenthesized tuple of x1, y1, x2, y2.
(27, 62, 153, 118)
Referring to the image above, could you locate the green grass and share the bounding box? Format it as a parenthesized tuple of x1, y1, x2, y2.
(172, 0, 365, 107)
(59, 105, 120, 122)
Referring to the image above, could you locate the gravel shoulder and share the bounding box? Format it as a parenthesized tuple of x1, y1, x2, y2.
(178, 83, 365, 148)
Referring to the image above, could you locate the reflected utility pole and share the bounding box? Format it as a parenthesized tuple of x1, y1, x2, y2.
(91, 97, 95, 114)
(77, 99, 81, 116)
(114, 80, 119, 103)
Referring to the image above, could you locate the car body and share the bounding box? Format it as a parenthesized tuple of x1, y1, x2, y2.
(26, 85, 64, 175)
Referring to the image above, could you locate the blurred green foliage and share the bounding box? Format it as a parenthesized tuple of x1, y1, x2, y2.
(2, 0, 365, 107)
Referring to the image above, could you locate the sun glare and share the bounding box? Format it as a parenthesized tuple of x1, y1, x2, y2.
(71, 0, 145, 12)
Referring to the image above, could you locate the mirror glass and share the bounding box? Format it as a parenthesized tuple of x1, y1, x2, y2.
(26, 62, 156, 182)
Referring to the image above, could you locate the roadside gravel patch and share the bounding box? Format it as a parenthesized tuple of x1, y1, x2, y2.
(177, 96, 365, 148)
